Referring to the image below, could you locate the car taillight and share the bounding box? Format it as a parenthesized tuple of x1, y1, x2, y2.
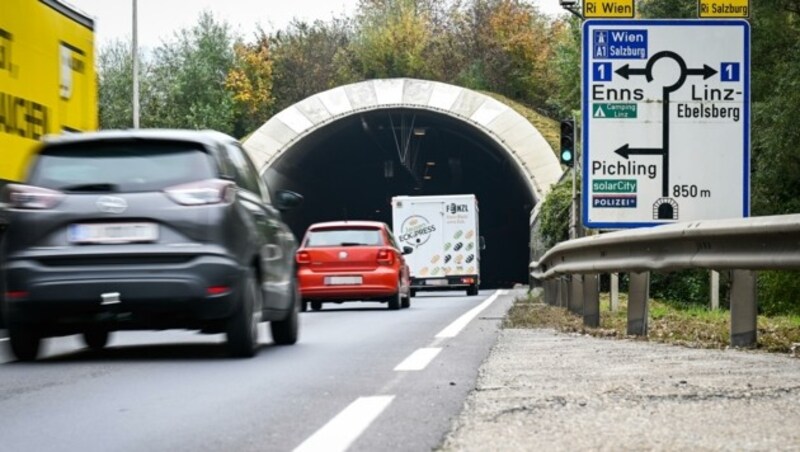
(164, 179, 235, 206)
(296, 250, 311, 265)
(377, 248, 395, 265)
(461, 277, 476, 284)
(207, 285, 231, 296)
(3, 184, 65, 210)
(5, 291, 29, 300)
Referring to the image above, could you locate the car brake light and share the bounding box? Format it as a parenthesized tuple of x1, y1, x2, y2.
(207, 286, 231, 296)
(461, 277, 475, 284)
(3, 184, 65, 210)
(164, 179, 235, 206)
(296, 250, 311, 265)
(5, 291, 29, 300)
(377, 248, 395, 265)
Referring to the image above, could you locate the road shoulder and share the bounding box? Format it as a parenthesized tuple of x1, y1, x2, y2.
(441, 328, 800, 450)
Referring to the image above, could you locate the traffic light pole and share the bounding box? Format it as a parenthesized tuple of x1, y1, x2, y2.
(571, 161, 577, 239)
(570, 113, 581, 240)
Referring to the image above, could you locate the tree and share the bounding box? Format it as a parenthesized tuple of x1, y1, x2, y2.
(343, 0, 435, 80)
(452, 0, 559, 112)
(636, 0, 695, 18)
(270, 19, 353, 113)
(147, 11, 237, 133)
(226, 37, 275, 137)
(97, 40, 153, 129)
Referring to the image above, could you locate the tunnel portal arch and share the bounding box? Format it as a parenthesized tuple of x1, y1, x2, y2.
(242, 79, 564, 286)
(243, 78, 562, 203)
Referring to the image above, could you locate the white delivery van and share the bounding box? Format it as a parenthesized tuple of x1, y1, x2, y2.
(392, 194, 482, 296)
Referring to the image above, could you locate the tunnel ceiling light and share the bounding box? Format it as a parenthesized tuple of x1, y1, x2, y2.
(426, 161, 436, 166)
(413, 127, 426, 136)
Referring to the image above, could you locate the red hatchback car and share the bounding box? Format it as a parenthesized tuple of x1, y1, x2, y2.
(296, 221, 413, 311)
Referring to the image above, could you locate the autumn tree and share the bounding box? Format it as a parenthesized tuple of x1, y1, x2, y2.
(226, 37, 274, 137)
(452, 0, 558, 111)
(342, 0, 435, 80)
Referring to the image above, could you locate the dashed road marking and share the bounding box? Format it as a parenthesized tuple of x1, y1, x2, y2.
(394, 347, 442, 372)
(293, 396, 395, 452)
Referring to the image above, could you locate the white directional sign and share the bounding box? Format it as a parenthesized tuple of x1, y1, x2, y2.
(582, 20, 750, 229)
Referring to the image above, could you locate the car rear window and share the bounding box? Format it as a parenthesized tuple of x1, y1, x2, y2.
(305, 228, 384, 247)
(28, 141, 215, 192)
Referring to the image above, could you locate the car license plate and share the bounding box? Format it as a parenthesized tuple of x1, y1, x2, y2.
(425, 279, 448, 286)
(69, 222, 159, 244)
(325, 276, 363, 285)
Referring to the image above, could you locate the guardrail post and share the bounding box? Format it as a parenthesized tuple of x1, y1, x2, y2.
(710, 270, 720, 310)
(583, 274, 600, 327)
(559, 277, 569, 308)
(610, 272, 619, 312)
(569, 274, 583, 315)
(730, 270, 757, 348)
(627, 272, 650, 336)
(545, 279, 557, 305)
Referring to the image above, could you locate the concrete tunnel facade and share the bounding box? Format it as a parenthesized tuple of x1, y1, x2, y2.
(243, 78, 562, 287)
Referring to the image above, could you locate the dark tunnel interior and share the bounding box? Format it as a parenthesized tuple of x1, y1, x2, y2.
(263, 108, 536, 288)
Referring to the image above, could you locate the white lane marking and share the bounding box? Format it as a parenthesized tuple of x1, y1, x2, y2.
(435, 290, 506, 339)
(394, 347, 442, 372)
(293, 396, 395, 452)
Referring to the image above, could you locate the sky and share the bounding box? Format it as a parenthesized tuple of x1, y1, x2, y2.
(64, 0, 568, 49)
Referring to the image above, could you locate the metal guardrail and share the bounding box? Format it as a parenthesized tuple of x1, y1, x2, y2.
(530, 214, 800, 347)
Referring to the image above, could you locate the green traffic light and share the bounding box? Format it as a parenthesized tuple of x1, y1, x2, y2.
(561, 149, 573, 162)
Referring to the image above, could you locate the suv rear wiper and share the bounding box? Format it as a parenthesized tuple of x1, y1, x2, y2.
(60, 183, 119, 193)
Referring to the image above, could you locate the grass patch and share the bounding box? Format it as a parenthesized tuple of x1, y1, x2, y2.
(506, 290, 800, 355)
(478, 91, 560, 154)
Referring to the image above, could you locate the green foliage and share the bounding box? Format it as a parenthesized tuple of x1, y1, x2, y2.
(636, 0, 695, 18)
(271, 19, 353, 113)
(345, 0, 435, 80)
(147, 11, 237, 133)
(750, 3, 800, 216)
(537, 174, 573, 248)
(758, 271, 800, 317)
(548, 17, 580, 118)
(97, 40, 135, 129)
(650, 270, 711, 307)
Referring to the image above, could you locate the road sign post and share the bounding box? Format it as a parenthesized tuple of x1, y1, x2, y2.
(582, 20, 750, 229)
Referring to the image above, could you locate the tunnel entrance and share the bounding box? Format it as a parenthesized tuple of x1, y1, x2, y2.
(244, 79, 562, 288)
(265, 109, 534, 287)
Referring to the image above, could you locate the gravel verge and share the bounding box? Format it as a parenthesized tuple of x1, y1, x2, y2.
(441, 328, 800, 451)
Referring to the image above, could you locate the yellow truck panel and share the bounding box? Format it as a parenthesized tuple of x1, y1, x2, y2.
(0, 0, 97, 182)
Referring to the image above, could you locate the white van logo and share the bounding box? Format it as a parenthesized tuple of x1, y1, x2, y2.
(446, 203, 469, 214)
(398, 215, 436, 248)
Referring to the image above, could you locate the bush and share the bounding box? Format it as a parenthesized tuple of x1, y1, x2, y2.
(758, 271, 800, 317)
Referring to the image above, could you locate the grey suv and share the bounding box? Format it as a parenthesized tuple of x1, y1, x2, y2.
(0, 130, 303, 361)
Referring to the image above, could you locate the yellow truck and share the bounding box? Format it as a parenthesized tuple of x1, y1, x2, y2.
(0, 0, 97, 183)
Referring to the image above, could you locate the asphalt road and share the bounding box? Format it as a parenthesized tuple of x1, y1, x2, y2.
(0, 289, 515, 452)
